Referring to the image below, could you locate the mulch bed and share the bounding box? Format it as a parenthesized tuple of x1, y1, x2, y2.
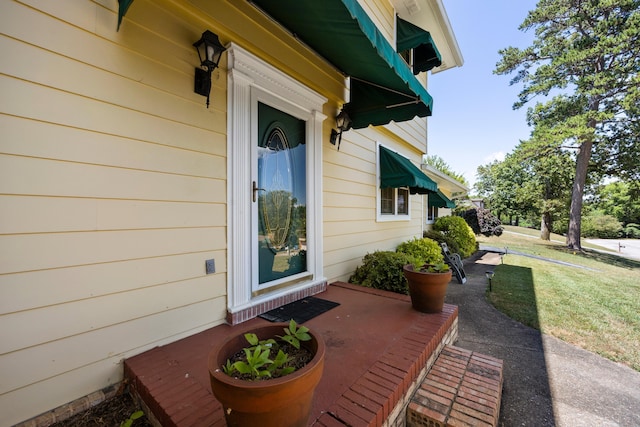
(49, 392, 153, 427)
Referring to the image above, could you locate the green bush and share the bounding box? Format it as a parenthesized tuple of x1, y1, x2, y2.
(396, 237, 444, 267)
(348, 251, 414, 294)
(423, 230, 461, 255)
(623, 223, 640, 238)
(581, 214, 623, 238)
(433, 216, 477, 258)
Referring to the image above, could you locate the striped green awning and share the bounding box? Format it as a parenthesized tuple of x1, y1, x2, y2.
(251, 0, 434, 129)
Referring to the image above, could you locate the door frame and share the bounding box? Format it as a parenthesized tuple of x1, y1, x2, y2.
(226, 44, 327, 322)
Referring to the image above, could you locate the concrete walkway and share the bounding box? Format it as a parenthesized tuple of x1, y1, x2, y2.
(447, 251, 640, 427)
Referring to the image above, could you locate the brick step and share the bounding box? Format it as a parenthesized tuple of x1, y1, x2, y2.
(407, 345, 504, 427)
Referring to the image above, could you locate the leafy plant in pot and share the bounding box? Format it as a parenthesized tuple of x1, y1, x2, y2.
(397, 238, 453, 313)
(208, 320, 325, 427)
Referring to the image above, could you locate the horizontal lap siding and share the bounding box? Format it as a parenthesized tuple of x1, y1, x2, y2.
(323, 127, 425, 283)
(0, 0, 227, 424)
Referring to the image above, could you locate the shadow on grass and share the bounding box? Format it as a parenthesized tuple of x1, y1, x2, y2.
(549, 246, 640, 269)
(490, 264, 539, 329)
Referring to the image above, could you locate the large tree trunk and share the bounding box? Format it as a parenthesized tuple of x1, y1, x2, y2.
(566, 138, 593, 250)
(541, 211, 552, 241)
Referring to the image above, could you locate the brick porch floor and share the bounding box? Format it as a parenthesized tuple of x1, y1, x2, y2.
(124, 282, 458, 426)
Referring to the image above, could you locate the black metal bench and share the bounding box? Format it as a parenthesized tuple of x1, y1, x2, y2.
(441, 243, 466, 284)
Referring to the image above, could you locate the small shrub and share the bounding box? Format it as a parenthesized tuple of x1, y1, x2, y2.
(459, 208, 503, 237)
(423, 230, 461, 255)
(581, 214, 623, 238)
(396, 237, 444, 266)
(348, 251, 415, 294)
(433, 216, 477, 258)
(623, 223, 640, 238)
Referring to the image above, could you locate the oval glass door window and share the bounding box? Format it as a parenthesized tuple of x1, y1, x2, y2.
(257, 103, 307, 285)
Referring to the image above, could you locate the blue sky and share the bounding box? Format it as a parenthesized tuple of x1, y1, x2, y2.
(427, 0, 539, 189)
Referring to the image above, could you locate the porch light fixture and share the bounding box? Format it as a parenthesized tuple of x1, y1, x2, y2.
(485, 270, 495, 291)
(193, 30, 227, 108)
(329, 110, 352, 150)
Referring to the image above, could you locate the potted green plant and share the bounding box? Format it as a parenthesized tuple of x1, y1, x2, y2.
(397, 238, 452, 313)
(208, 320, 325, 427)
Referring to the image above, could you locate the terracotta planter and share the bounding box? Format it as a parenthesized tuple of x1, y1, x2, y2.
(208, 323, 325, 427)
(403, 264, 453, 313)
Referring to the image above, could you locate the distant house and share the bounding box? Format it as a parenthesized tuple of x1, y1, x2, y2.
(0, 0, 463, 424)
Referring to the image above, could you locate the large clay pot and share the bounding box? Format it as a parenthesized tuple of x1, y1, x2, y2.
(208, 323, 325, 427)
(403, 264, 453, 313)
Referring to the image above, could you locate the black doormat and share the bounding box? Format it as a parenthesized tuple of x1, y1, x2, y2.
(259, 296, 340, 324)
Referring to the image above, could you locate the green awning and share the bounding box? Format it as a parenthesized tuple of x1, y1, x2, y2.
(396, 17, 442, 74)
(251, 0, 434, 129)
(379, 146, 438, 194)
(117, 0, 134, 31)
(428, 189, 456, 209)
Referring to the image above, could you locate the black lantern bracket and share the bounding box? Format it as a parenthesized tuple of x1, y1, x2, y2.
(193, 30, 227, 108)
(329, 110, 352, 150)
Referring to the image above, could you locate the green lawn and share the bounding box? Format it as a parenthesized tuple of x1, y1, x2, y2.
(477, 226, 640, 371)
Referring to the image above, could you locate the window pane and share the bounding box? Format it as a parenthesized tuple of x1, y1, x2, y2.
(397, 188, 409, 214)
(381, 187, 394, 214)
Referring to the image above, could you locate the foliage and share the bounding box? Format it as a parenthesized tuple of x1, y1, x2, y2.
(417, 262, 450, 273)
(494, 0, 640, 249)
(423, 155, 469, 186)
(348, 251, 415, 294)
(624, 223, 640, 238)
(423, 230, 461, 255)
(222, 320, 311, 380)
(433, 216, 477, 258)
(459, 208, 503, 237)
(474, 139, 573, 240)
(581, 213, 623, 238)
(121, 411, 145, 427)
(396, 238, 444, 267)
(586, 180, 640, 227)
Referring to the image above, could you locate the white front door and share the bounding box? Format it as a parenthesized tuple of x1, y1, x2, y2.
(227, 44, 327, 318)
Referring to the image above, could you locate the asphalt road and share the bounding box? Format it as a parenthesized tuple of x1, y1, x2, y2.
(586, 238, 640, 261)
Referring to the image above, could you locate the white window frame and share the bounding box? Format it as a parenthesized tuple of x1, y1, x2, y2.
(376, 143, 411, 222)
(426, 203, 439, 224)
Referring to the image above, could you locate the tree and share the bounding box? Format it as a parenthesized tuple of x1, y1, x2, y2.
(423, 155, 469, 187)
(515, 137, 574, 240)
(474, 139, 574, 239)
(588, 180, 640, 226)
(495, 0, 640, 250)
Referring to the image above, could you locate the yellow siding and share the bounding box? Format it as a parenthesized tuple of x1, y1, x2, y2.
(322, 126, 425, 283)
(0, 0, 229, 423)
(1, 0, 434, 423)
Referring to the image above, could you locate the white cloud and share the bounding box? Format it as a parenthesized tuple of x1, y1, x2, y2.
(484, 151, 506, 163)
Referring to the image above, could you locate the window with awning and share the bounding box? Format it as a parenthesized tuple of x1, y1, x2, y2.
(396, 17, 442, 74)
(428, 189, 456, 209)
(379, 145, 438, 194)
(378, 146, 455, 214)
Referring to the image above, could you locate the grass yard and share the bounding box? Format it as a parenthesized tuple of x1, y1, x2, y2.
(477, 226, 640, 371)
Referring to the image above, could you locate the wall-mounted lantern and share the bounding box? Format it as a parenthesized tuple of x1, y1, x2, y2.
(193, 30, 227, 108)
(329, 110, 352, 150)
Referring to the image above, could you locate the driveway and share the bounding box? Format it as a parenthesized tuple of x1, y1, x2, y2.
(586, 238, 640, 261)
